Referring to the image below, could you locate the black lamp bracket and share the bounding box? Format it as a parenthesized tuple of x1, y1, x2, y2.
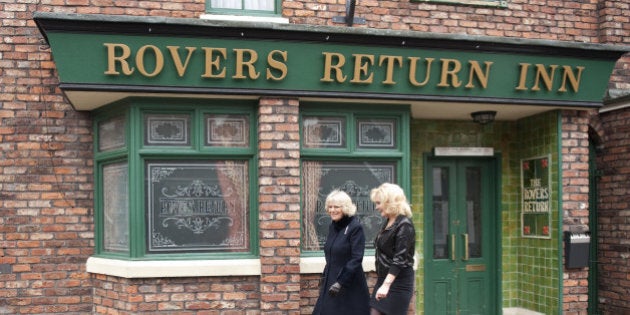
(332, 0, 366, 26)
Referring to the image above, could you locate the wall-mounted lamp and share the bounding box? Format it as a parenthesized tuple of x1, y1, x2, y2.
(471, 111, 497, 125)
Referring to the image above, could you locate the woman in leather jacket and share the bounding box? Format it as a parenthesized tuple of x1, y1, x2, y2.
(369, 183, 415, 315)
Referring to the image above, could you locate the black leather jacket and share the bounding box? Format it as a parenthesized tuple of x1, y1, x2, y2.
(374, 215, 415, 278)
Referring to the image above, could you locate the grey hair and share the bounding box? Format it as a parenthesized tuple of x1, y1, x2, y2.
(325, 189, 357, 217)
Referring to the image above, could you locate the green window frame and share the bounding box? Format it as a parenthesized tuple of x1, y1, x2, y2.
(300, 103, 410, 255)
(93, 98, 258, 260)
(411, 0, 507, 7)
(206, 0, 282, 16)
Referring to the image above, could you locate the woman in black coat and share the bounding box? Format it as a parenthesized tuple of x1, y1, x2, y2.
(369, 183, 416, 315)
(313, 190, 370, 315)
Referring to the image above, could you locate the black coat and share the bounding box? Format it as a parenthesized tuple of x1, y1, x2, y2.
(312, 216, 370, 315)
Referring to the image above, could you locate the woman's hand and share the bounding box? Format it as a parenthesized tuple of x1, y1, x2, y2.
(375, 283, 390, 300)
(328, 282, 342, 297)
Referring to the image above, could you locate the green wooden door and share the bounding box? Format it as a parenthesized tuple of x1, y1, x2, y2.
(424, 157, 498, 315)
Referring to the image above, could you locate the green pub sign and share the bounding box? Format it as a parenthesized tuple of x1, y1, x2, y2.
(34, 12, 628, 109)
(521, 155, 552, 239)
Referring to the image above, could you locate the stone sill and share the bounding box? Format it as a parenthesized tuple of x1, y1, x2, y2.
(86, 256, 376, 278)
(86, 257, 262, 278)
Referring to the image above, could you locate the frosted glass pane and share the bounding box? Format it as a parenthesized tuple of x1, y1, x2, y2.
(98, 116, 125, 152)
(211, 0, 242, 9)
(103, 162, 129, 252)
(245, 0, 274, 10)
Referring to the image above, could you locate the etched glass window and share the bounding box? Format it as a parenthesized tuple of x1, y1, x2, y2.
(357, 118, 397, 149)
(98, 116, 125, 152)
(302, 116, 346, 149)
(102, 162, 129, 252)
(146, 161, 249, 253)
(301, 161, 396, 251)
(144, 114, 191, 146)
(205, 114, 250, 147)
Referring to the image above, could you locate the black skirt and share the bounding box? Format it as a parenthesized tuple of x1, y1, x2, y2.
(369, 267, 414, 315)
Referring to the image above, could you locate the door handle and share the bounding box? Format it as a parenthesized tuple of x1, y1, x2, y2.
(451, 234, 456, 261)
(463, 233, 469, 261)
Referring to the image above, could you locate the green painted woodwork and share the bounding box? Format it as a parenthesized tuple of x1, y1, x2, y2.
(410, 111, 561, 314)
(424, 158, 499, 315)
(93, 98, 259, 260)
(42, 30, 618, 105)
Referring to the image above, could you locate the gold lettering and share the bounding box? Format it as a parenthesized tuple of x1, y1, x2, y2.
(104, 43, 134, 75)
(135, 45, 164, 77)
(233, 48, 260, 80)
(408, 57, 433, 87)
(320, 52, 347, 83)
(465, 61, 493, 89)
(201, 48, 227, 78)
(515, 63, 531, 91)
(166, 46, 197, 77)
(532, 64, 558, 91)
(266, 50, 288, 81)
(379, 55, 403, 85)
(558, 65, 584, 93)
(350, 54, 375, 84)
(437, 59, 462, 88)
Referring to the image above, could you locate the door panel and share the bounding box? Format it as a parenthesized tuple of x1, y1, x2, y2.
(425, 158, 497, 315)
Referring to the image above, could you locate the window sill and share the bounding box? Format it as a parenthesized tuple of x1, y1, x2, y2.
(199, 14, 289, 24)
(86, 255, 390, 278)
(86, 256, 261, 278)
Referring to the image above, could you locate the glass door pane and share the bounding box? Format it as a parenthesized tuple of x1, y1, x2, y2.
(465, 166, 482, 258)
(432, 167, 450, 260)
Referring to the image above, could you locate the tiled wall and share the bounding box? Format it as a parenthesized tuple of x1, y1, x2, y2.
(409, 110, 561, 314)
(516, 112, 561, 314)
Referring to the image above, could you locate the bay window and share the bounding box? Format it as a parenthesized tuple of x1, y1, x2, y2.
(94, 99, 257, 260)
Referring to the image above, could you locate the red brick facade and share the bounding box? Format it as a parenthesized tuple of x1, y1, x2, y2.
(596, 107, 630, 315)
(561, 110, 591, 315)
(258, 98, 301, 314)
(1, 0, 629, 314)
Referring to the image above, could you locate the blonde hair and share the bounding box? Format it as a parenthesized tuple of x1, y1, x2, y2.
(370, 183, 412, 218)
(325, 189, 357, 217)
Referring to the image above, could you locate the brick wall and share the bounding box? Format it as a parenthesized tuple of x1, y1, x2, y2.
(1, 0, 628, 314)
(561, 110, 591, 315)
(258, 98, 301, 314)
(91, 274, 261, 314)
(596, 108, 630, 314)
(0, 13, 94, 311)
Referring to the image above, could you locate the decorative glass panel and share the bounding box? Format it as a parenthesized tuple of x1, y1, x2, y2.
(357, 118, 397, 149)
(98, 116, 125, 152)
(146, 161, 249, 252)
(302, 161, 395, 251)
(302, 116, 346, 149)
(205, 114, 250, 148)
(144, 114, 190, 146)
(432, 167, 449, 259)
(102, 162, 129, 252)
